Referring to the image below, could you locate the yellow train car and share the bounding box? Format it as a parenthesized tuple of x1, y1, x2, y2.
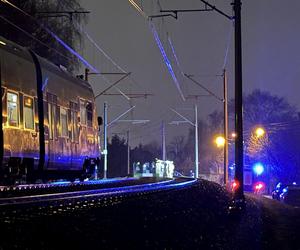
(0, 37, 100, 184)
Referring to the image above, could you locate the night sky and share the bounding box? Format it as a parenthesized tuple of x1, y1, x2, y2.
(80, 0, 300, 146)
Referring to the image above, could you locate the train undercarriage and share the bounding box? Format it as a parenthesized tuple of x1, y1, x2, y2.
(0, 157, 101, 185)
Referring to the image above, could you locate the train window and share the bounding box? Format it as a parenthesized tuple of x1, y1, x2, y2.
(47, 93, 58, 140)
(70, 102, 79, 143)
(80, 100, 86, 125)
(48, 103, 53, 139)
(87, 102, 93, 127)
(7, 92, 19, 127)
(60, 108, 68, 137)
(71, 110, 79, 142)
(24, 96, 34, 130)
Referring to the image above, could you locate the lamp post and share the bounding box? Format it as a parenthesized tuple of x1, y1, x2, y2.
(103, 102, 108, 179)
(223, 69, 229, 186)
(195, 104, 199, 178)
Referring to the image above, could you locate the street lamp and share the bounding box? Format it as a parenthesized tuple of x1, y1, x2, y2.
(215, 136, 226, 148)
(255, 127, 265, 138)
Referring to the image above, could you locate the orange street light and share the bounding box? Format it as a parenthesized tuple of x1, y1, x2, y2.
(215, 136, 226, 148)
(255, 127, 265, 138)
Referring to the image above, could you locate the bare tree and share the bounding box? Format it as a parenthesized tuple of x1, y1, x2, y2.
(0, 0, 88, 71)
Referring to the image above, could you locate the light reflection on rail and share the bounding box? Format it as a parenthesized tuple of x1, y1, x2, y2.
(0, 178, 197, 206)
(0, 177, 136, 192)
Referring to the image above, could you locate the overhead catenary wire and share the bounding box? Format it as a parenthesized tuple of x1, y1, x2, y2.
(222, 20, 234, 70)
(128, 0, 186, 102)
(61, 0, 128, 74)
(61, 0, 155, 108)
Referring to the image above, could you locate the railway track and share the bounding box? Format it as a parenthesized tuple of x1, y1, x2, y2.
(0, 177, 197, 220)
(0, 177, 154, 198)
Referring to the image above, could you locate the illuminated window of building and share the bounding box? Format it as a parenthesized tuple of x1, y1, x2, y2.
(24, 96, 34, 130)
(60, 108, 68, 137)
(86, 102, 93, 127)
(7, 92, 19, 127)
(80, 100, 86, 125)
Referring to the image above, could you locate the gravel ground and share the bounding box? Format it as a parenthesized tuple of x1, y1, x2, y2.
(0, 179, 299, 250)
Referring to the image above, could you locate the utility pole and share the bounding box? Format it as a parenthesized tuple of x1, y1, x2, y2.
(233, 0, 244, 201)
(223, 69, 229, 186)
(162, 121, 166, 161)
(195, 104, 199, 178)
(103, 105, 136, 179)
(127, 130, 130, 176)
(170, 107, 198, 179)
(103, 102, 108, 179)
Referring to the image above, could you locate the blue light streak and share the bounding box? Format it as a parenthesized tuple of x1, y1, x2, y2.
(149, 22, 186, 101)
(44, 27, 99, 73)
(42, 77, 49, 91)
(168, 36, 184, 76)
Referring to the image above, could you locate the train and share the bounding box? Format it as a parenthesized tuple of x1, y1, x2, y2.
(0, 36, 101, 184)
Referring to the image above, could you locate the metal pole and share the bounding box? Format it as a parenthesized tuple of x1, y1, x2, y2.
(223, 69, 229, 186)
(127, 130, 130, 176)
(103, 102, 108, 179)
(96, 119, 102, 180)
(85, 68, 89, 82)
(195, 104, 199, 178)
(233, 0, 244, 200)
(162, 121, 166, 161)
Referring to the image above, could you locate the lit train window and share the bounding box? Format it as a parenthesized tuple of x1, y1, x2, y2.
(48, 103, 53, 139)
(70, 102, 79, 143)
(71, 110, 79, 142)
(87, 102, 93, 127)
(24, 96, 34, 130)
(60, 108, 68, 137)
(7, 92, 19, 127)
(47, 93, 58, 140)
(80, 100, 86, 125)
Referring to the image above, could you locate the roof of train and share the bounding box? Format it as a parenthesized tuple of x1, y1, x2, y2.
(0, 36, 94, 92)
